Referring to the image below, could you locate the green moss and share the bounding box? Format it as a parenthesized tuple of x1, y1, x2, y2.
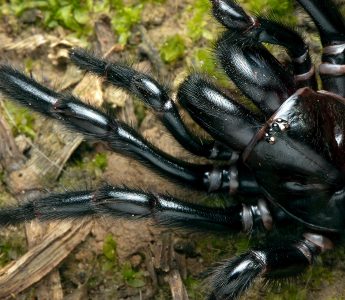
(103, 234, 117, 261)
(3, 101, 36, 139)
(2, 0, 94, 37)
(196, 234, 239, 264)
(24, 58, 35, 73)
(192, 48, 216, 75)
(187, 0, 212, 42)
(1, 0, 163, 43)
(121, 261, 146, 288)
(133, 100, 147, 126)
(102, 234, 118, 272)
(146, 0, 166, 3)
(184, 276, 204, 299)
(240, 0, 296, 26)
(160, 34, 186, 64)
(58, 145, 108, 190)
(72, 146, 107, 172)
(266, 285, 308, 300)
(303, 262, 335, 288)
(92, 153, 108, 172)
(110, 0, 143, 45)
(190, 48, 231, 86)
(0, 233, 26, 267)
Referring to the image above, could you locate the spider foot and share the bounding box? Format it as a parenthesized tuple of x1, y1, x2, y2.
(207, 233, 332, 300)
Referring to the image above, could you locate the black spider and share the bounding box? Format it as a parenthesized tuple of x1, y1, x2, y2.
(0, 0, 345, 299)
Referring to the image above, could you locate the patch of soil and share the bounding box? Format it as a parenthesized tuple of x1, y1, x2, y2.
(1, 0, 345, 299)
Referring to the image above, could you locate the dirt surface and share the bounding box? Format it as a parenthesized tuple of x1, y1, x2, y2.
(0, 1, 345, 300)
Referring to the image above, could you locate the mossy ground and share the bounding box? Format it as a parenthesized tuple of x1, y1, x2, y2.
(0, 0, 344, 299)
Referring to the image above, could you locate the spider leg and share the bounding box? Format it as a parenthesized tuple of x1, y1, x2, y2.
(177, 73, 260, 152)
(211, 0, 317, 90)
(215, 30, 296, 117)
(69, 49, 232, 160)
(297, 0, 345, 46)
(208, 233, 334, 300)
(0, 185, 267, 231)
(297, 0, 345, 97)
(68, 49, 261, 194)
(0, 66, 261, 194)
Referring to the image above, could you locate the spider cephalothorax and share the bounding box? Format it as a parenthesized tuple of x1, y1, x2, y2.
(0, 0, 345, 299)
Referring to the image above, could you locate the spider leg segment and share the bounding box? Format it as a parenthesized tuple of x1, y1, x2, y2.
(215, 36, 295, 117)
(0, 66, 261, 194)
(297, 0, 345, 97)
(70, 49, 262, 162)
(211, 0, 317, 90)
(0, 186, 271, 233)
(297, 0, 345, 45)
(177, 73, 260, 151)
(0, 66, 216, 190)
(70, 48, 232, 160)
(0, 0, 344, 298)
(207, 233, 334, 300)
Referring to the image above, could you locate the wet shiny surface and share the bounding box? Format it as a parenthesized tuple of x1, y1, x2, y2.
(178, 73, 259, 151)
(210, 0, 253, 31)
(71, 48, 233, 160)
(216, 33, 295, 116)
(297, 0, 345, 45)
(244, 88, 345, 231)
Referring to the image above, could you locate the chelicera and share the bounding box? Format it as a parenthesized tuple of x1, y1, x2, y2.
(0, 0, 345, 299)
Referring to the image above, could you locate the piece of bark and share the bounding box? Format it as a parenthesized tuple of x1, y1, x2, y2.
(152, 231, 173, 273)
(2, 119, 85, 300)
(0, 16, 127, 297)
(94, 16, 117, 56)
(138, 25, 168, 78)
(0, 37, 110, 298)
(167, 269, 189, 300)
(0, 220, 92, 299)
(0, 112, 25, 173)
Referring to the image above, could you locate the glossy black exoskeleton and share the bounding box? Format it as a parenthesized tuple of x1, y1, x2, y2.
(0, 0, 344, 299)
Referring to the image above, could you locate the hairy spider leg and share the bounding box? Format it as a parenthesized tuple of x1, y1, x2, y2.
(176, 74, 263, 193)
(297, 0, 345, 46)
(215, 33, 295, 118)
(0, 66, 223, 192)
(177, 71, 263, 195)
(0, 66, 262, 194)
(177, 73, 260, 152)
(69, 48, 232, 160)
(297, 0, 345, 97)
(0, 185, 269, 232)
(207, 233, 333, 300)
(211, 0, 317, 89)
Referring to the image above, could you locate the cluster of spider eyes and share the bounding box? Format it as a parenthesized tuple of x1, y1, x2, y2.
(265, 118, 290, 144)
